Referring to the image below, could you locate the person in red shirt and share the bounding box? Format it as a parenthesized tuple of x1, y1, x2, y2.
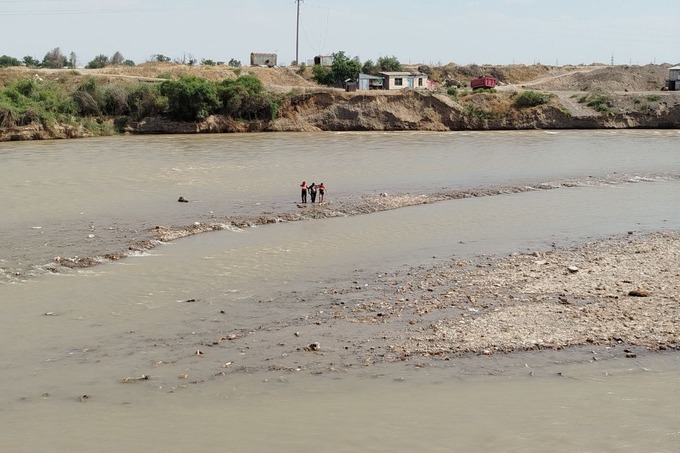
(318, 182, 326, 203)
(300, 181, 307, 203)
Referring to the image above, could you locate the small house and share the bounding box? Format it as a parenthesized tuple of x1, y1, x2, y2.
(378, 72, 429, 90)
(250, 52, 277, 67)
(667, 66, 680, 91)
(358, 73, 385, 90)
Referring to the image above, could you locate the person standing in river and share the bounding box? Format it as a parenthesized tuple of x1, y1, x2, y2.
(308, 182, 318, 203)
(318, 182, 326, 203)
(300, 181, 307, 203)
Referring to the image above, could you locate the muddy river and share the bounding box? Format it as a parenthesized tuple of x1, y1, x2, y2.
(1, 130, 679, 452)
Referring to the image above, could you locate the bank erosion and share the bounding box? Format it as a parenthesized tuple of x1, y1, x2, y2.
(1, 62, 679, 141)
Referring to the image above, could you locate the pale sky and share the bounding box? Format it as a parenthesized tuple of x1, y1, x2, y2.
(1, 0, 678, 67)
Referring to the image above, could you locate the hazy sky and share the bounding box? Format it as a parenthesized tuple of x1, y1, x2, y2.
(1, 0, 678, 67)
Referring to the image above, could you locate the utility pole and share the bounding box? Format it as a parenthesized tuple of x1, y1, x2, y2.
(295, 0, 302, 65)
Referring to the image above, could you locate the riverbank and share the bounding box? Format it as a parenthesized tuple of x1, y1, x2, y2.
(2, 63, 679, 141)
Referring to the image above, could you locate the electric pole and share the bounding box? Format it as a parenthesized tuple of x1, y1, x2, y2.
(295, 0, 302, 65)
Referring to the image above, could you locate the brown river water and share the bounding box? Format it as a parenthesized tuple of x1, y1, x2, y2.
(1, 130, 679, 452)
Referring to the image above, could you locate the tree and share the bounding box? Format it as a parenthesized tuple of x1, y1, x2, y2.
(228, 58, 241, 68)
(23, 56, 40, 67)
(202, 59, 217, 66)
(110, 51, 125, 66)
(0, 55, 21, 67)
(217, 75, 276, 120)
(151, 54, 171, 63)
(361, 59, 378, 75)
(42, 47, 67, 68)
(313, 51, 361, 87)
(86, 54, 110, 69)
(123, 59, 135, 66)
(69, 52, 77, 69)
(377, 55, 403, 72)
(174, 53, 196, 65)
(159, 75, 221, 121)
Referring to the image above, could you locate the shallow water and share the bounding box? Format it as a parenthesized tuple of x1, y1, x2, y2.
(1, 129, 678, 278)
(3, 355, 679, 453)
(1, 130, 679, 452)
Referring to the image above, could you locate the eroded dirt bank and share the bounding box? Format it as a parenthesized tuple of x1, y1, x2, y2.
(123, 89, 680, 136)
(3, 63, 679, 141)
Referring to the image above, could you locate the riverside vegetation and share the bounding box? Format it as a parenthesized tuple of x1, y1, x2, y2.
(1, 60, 679, 140)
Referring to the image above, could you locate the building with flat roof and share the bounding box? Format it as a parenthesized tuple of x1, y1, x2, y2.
(667, 66, 680, 91)
(378, 72, 429, 90)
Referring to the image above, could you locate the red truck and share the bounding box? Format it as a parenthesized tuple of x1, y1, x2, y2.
(470, 76, 498, 89)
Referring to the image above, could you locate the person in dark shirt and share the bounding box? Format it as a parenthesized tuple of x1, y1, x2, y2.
(308, 182, 318, 203)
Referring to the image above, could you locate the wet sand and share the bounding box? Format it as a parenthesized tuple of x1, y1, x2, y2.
(3, 179, 678, 388)
(121, 229, 678, 390)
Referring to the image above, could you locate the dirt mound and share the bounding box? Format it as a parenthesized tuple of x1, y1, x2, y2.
(0, 63, 318, 88)
(525, 64, 672, 92)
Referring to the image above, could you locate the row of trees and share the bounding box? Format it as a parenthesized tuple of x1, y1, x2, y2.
(0, 48, 121, 69)
(0, 48, 244, 69)
(0, 48, 77, 69)
(311, 52, 404, 87)
(2, 47, 402, 81)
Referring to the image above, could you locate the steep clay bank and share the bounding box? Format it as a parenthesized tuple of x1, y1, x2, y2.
(2, 63, 679, 140)
(120, 89, 680, 135)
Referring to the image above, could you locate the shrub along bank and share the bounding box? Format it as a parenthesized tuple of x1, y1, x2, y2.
(0, 73, 281, 137)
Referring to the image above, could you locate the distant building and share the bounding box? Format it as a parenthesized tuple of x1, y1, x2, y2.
(314, 55, 334, 66)
(250, 52, 277, 67)
(667, 66, 680, 91)
(378, 72, 429, 90)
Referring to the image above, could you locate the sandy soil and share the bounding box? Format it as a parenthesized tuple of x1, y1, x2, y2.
(133, 229, 678, 388)
(132, 191, 679, 383)
(274, 231, 677, 360)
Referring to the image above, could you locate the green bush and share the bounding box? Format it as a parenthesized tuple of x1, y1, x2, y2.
(585, 94, 611, 113)
(0, 78, 77, 127)
(159, 75, 221, 121)
(446, 86, 458, 97)
(646, 94, 660, 102)
(127, 84, 162, 120)
(218, 75, 278, 120)
(0, 71, 279, 131)
(464, 104, 496, 120)
(514, 90, 551, 108)
(312, 65, 333, 85)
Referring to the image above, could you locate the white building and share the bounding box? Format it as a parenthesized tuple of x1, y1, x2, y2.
(378, 72, 429, 90)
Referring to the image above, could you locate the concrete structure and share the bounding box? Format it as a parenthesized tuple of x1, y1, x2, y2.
(314, 55, 334, 66)
(250, 52, 277, 67)
(667, 66, 680, 91)
(378, 72, 429, 90)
